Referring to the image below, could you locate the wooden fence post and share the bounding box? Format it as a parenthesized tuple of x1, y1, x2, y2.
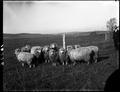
(63, 33, 66, 49)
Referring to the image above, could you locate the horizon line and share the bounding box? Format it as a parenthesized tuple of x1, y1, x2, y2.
(3, 30, 109, 34)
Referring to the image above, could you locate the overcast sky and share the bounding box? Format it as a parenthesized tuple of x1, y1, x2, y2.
(3, 1, 119, 34)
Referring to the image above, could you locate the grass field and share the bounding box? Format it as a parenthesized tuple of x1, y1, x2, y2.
(3, 32, 119, 91)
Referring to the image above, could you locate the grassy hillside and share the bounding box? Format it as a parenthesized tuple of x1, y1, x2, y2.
(3, 31, 118, 91)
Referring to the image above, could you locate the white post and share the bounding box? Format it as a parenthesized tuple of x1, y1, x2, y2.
(105, 31, 110, 41)
(63, 33, 66, 49)
(105, 32, 108, 41)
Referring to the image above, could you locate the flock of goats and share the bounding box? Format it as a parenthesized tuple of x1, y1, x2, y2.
(15, 43, 99, 68)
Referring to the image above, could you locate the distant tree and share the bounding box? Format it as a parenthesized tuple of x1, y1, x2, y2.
(106, 18, 117, 32)
(106, 17, 119, 50)
(106, 18, 118, 40)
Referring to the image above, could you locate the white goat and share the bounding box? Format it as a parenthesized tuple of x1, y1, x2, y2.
(15, 48, 35, 68)
(68, 47, 91, 65)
